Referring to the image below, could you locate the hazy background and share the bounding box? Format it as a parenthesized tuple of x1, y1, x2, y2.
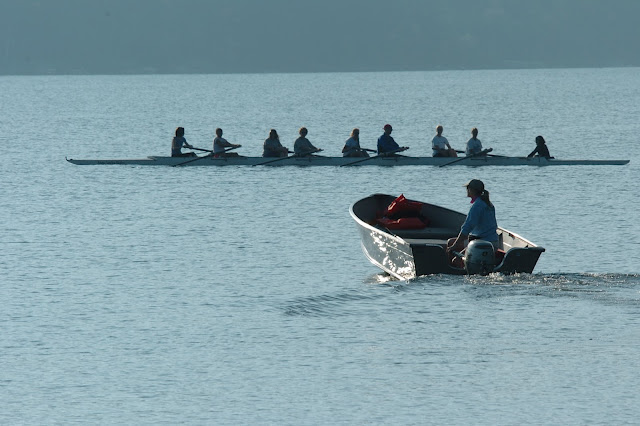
(3, 0, 640, 75)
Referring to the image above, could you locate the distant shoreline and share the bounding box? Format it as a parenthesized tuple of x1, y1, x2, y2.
(1, 65, 638, 78)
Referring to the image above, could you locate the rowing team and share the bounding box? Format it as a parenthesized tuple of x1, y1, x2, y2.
(171, 124, 553, 159)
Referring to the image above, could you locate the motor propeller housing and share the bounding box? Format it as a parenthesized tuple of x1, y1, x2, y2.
(464, 240, 496, 275)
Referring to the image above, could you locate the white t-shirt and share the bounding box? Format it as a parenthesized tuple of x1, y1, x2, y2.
(431, 135, 450, 156)
(466, 138, 483, 156)
(343, 136, 360, 157)
(213, 136, 229, 153)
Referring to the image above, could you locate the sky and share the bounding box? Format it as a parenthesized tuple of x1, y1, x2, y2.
(2, 0, 640, 75)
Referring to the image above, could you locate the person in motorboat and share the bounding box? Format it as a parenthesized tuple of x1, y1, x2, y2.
(377, 124, 408, 155)
(447, 179, 499, 266)
(171, 127, 196, 157)
(294, 127, 322, 156)
(465, 127, 485, 156)
(342, 128, 369, 157)
(431, 124, 457, 157)
(213, 128, 241, 157)
(262, 129, 289, 157)
(527, 135, 554, 159)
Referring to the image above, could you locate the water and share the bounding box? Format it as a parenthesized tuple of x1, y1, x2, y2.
(2, 69, 640, 424)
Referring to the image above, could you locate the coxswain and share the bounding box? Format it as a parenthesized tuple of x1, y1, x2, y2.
(527, 135, 554, 159)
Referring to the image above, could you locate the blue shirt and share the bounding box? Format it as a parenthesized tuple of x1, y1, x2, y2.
(377, 133, 400, 153)
(460, 198, 498, 242)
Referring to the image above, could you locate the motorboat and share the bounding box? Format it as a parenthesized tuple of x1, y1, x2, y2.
(350, 193, 545, 279)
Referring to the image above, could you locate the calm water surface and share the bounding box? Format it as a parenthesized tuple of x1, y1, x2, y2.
(1, 69, 640, 424)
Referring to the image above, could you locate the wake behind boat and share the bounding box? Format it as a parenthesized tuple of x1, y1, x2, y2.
(350, 194, 545, 279)
(65, 155, 630, 167)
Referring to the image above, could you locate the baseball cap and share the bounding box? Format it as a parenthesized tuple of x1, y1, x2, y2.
(463, 179, 484, 192)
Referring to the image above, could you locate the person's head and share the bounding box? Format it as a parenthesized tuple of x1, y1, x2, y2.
(175, 127, 185, 138)
(471, 127, 478, 138)
(535, 135, 546, 145)
(299, 127, 308, 136)
(383, 124, 392, 134)
(464, 179, 484, 197)
(351, 128, 360, 138)
(464, 179, 492, 207)
(216, 128, 223, 137)
(269, 129, 279, 139)
(436, 125, 443, 135)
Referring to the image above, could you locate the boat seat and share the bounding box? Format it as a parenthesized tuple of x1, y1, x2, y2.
(391, 227, 458, 240)
(404, 238, 448, 248)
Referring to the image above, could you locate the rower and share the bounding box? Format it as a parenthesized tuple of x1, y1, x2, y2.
(294, 127, 322, 156)
(262, 129, 289, 157)
(213, 128, 241, 157)
(377, 124, 408, 155)
(171, 127, 197, 157)
(465, 127, 485, 156)
(342, 128, 369, 157)
(431, 125, 457, 157)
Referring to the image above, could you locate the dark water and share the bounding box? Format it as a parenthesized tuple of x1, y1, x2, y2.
(2, 69, 639, 424)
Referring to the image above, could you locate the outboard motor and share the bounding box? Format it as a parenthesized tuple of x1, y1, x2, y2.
(464, 240, 496, 275)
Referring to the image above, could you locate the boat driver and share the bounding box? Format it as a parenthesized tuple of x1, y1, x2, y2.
(447, 179, 498, 265)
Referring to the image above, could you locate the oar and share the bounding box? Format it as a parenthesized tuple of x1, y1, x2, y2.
(341, 147, 408, 167)
(188, 146, 214, 153)
(439, 148, 493, 167)
(252, 149, 322, 166)
(486, 153, 528, 159)
(457, 148, 521, 159)
(173, 146, 238, 167)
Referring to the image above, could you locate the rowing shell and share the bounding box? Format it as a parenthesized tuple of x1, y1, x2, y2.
(65, 155, 630, 167)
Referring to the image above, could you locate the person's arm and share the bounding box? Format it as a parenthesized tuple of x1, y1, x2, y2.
(448, 231, 469, 253)
(447, 206, 479, 253)
(219, 138, 241, 149)
(436, 147, 449, 155)
(527, 146, 538, 158)
(391, 137, 400, 150)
